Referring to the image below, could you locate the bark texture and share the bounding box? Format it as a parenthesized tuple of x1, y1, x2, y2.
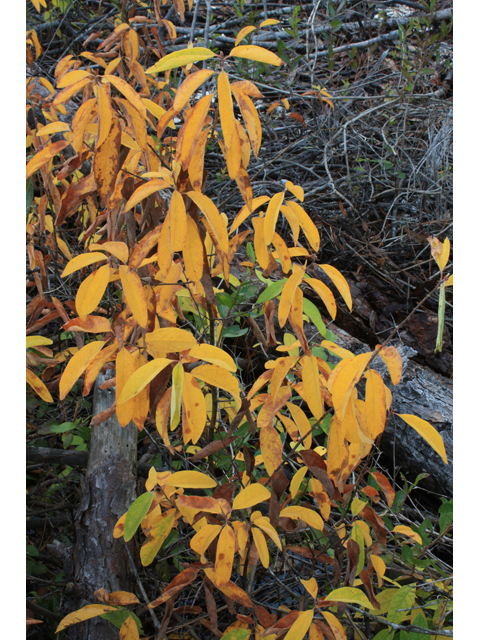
(65, 370, 137, 640)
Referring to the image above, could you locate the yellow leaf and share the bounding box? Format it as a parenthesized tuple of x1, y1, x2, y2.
(318, 264, 352, 310)
(57, 69, 92, 88)
(326, 587, 373, 608)
(280, 506, 323, 531)
(364, 369, 386, 439)
(116, 348, 136, 426)
(376, 345, 402, 386)
(140, 513, 175, 567)
(187, 191, 229, 255)
(26, 140, 70, 179)
(229, 45, 283, 66)
(36, 122, 71, 137)
(124, 178, 170, 212)
(264, 192, 285, 246)
(393, 525, 423, 545)
(300, 577, 318, 599)
(168, 470, 217, 489)
(26, 368, 53, 403)
(27, 336, 53, 349)
(56, 605, 119, 633)
(300, 354, 323, 419)
(191, 524, 222, 557)
(218, 71, 235, 148)
(370, 555, 386, 587)
(284, 610, 314, 640)
(146, 47, 216, 74)
(304, 277, 337, 320)
(252, 527, 269, 568)
(216, 525, 236, 584)
(118, 358, 171, 403)
(191, 364, 240, 408)
(184, 215, 205, 282)
(119, 265, 148, 328)
(252, 517, 282, 550)
(285, 201, 320, 251)
(59, 341, 105, 400)
(169, 190, 187, 252)
(278, 264, 304, 328)
(428, 236, 450, 273)
(231, 86, 262, 158)
(62, 252, 107, 277)
(285, 180, 304, 202)
(331, 352, 371, 418)
(321, 611, 347, 640)
(397, 414, 448, 464)
(445, 274, 453, 287)
(170, 362, 184, 431)
(235, 25, 257, 46)
(232, 484, 271, 510)
(76, 264, 110, 318)
(260, 19, 280, 27)
(287, 402, 312, 450)
(146, 327, 198, 354)
(120, 614, 139, 640)
(104, 75, 146, 117)
(260, 423, 283, 476)
(321, 340, 354, 361)
(188, 344, 237, 372)
(182, 372, 207, 444)
(290, 466, 308, 498)
(89, 241, 129, 264)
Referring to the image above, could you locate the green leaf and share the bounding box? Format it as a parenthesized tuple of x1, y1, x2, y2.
(256, 279, 287, 304)
(124, 492, 154, 542)
(387, 585, 415, 625)
(50, 422, 76, 433)
(26, 177, 34, 215)
(222, 326, 249, 338)
(303, 298, 327, 337)
(220, 629, 251, 640)
(101, 610, 142, 633)
(401, 544, 415, 567)
(247, 242, 256, 262)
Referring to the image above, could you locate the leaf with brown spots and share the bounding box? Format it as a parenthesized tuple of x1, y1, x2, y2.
(93, 116, 121, 205)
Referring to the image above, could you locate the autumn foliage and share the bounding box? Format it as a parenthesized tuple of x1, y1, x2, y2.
(27, 4, 453, 639)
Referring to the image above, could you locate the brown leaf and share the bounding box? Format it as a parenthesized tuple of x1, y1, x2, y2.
(301, 450, 334, 499)
(263, 299, 277, 346)
(90, 400, 116, 426)
(359, 569, 381, 609)
(147, 566, 200, 609)
(188, 437, 236, 461)
(56, 172, 97, 225)
(344, 539, 359, 587)
(370, 471, 395, 508)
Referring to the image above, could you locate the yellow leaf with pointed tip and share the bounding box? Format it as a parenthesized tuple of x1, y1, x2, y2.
(191, 524, 222, 557)
(26, 140, 70, 179)
(187, 191, 229, 255)
(252, 527, 269, 568)
(124, 178, 170, 212)
(182, 372, 207, 444)
(280, 506, 323, 531)
(169, 190, 187, 252)
(304, 277, 337, 320)
(62, 252, 107, 277)
(321, 611, 347, 640)
(180, 93, 213, 170)
(285, 201, 320, 251)
(146, 327, 198, 354)
(229, 45, 283, 66)
(104, 75, 146, 117)
(76, 264, 110, 318)
(326, 587, 373, 608)
(188, 344, 237, 372)
(146, 47, 216, 74)
(331, 352, 371, 418)
(321, 340, 354, 360)
(370, 555, 386, 587)
(287, 402, 312, 450)
(218, 70, 235, 148)
(168, 470, 217, 489)
(264, 192, 284, 246)
(26, 368, 53, 403)
(231, 86, 262, 159)
(119, 265, 148, 328)
(278, 264, 304, 328)
(89, 242, 128, 264)
(120, 614, 140, 640)
(364, 369, 386, 439)
(96, 82, 113, 148)
(27, 336, 53, 349)
(393, 525, 423, 545)
(232, 484, 271, 510)
(191, 364, 240, 408)
(235, 25, 257, 46)
(284, 610, 314, 640)
(318, 264, 352, 310)
(300, 577, 318, 599)
(56, 605, 120, 633)
(290, 466, 308, 498)
(184, 216, 204, 282)
(59, 341, 105, 400)
(216, 525, 236, 584)
(397, 414, 448, 463)
(116, 347, 136, 426)
(118, 358, 171, 403)
(300, 354, 323, 419)
(173, 69, 215, 113)
(36, 122, 71, 136)
(57, 69, 92, 88)
(252, 516, 282, 550)
(260, 19, 280, 27)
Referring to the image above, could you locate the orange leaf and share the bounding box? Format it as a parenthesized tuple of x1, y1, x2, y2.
(116, 348, 136, 426)
(179, 93, 213, 170)
(93, 116, 122, 205)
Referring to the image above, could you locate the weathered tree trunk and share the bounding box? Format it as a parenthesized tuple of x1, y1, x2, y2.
(65, 371, 137, 640)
